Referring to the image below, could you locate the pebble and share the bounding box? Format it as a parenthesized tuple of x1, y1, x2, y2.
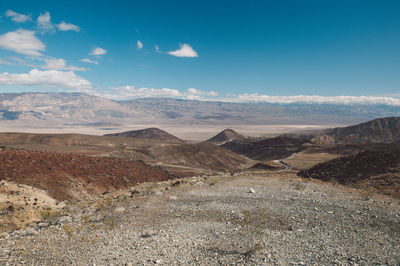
(37, 222, 50, 228)
(57, 216, 72, 224)
(141, 229, 157, 238)
(1, 172, 398, 265)
(0, 232, 9, 238)
(115, 207, 126, 213)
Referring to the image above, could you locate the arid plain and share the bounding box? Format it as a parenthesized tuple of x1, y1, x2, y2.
(1, 117, 399, 264)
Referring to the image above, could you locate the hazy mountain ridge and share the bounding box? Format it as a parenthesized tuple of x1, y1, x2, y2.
(1, 92, 400, 126)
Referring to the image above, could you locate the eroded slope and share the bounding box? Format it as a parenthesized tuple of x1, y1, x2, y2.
(0, 148, 174, 202)
(298, 147, 400, 197)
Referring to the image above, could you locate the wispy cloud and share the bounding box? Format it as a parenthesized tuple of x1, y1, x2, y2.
(0, 29, 45, 56)
(137, 40, 143, 50)
(5, 10, 31, 23)
(0, 58, 12, 65)
(168, 43, 198, 57)
(41, 57, 87, 71)
(97, 86, 400, 105)
(56, 21, 80, 32)
(222, 93, 400, 106)
(81, 58, 98, 65)
(0, 69, 92, 89)
(185, 88, 218, 99)
(7, 56, 36, 67)
(100, 86, 217, 100)
(90, 47, 107, 56)
(37, 12, 55, 32)
(382, 93, 400, 98)
(155, 44, 161, 53)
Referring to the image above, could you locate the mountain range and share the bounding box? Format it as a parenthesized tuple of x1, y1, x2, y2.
(1, 92, 400, 126)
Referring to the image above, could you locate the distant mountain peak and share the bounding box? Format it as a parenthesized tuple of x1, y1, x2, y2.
(104, 127, 184, 143)
(206, 129, 245, 145)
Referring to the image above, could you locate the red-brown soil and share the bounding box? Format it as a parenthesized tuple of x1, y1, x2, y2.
(0, 148, 175, 202)
(0, 133, 251, 176)
(298, 147, 400, 197)
(222, 135, 311, 161)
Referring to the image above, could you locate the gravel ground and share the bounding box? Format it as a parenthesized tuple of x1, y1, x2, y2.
(1, 172, 399, 265)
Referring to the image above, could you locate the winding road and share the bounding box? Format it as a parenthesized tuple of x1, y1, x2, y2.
(273, 152, 297, 172)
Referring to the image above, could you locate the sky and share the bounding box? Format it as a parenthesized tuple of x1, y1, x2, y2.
(0, 0, 400, 104)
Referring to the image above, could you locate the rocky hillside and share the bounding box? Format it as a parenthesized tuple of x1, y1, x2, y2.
(104, 128, 184, 142)
(311, 117, 400, 144)
(222, 135, 311, 161)
(298, 147, 400, 197)
(206, 129, 245, 145)
(0, 133, 251, 177)
(0, 148, 175, 202)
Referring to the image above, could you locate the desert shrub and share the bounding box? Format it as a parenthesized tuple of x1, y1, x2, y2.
(102, 216, 117, 229)
(81, 214, 90, 223)
(39, 210, 62, 221)
(292, 182, 306, 191)
(244, 242, 263, 257)
(63, 223, 74, 237)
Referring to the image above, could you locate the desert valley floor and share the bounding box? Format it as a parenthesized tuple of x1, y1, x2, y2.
(0, 117, 400, 264)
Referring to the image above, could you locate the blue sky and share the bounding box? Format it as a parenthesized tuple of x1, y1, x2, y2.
(0, 0, 400, 104)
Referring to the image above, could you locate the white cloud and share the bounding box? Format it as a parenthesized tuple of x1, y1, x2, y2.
(100, 86, 217, 100)
(0, 29, 45, 56)
(0, 58, 12, 65)
(42, 57, 86, 71)
(185, 88, 218, 99)
(222, 93, 400, 106)
(90, 47, 107, 56)
(0, 69, 92, 89)
(155, 44, 161, 53)
(101, 86, 181, 100)
(137, 40, 143, 50)
(99, 87, 400, 105)
(56, 21, 80, 32)
(81, 58, 99, 65)
(37, 12, 54, 32)
(168, 43, 198, 57)
(5, 10, 31, 23)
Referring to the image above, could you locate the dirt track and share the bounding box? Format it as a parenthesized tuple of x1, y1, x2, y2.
(1, 172, 399, 265)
